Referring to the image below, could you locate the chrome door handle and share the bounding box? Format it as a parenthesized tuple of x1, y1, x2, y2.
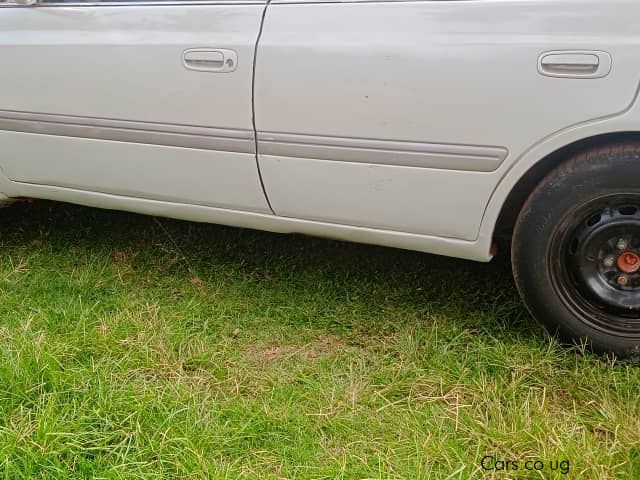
(538, 50, 612, 79)
(183, 48, 238, 73)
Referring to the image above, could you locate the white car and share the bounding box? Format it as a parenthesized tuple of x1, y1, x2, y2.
(1, 0, 640, 357)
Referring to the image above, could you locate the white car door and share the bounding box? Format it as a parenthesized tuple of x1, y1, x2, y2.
(254, 0, 640, 240)
(0, 0, 270, 213)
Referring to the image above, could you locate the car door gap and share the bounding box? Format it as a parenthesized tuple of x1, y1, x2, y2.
(251, 0, 275, 214)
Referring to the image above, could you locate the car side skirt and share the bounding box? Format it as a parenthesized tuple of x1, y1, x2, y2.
(8, 180, 492, 262)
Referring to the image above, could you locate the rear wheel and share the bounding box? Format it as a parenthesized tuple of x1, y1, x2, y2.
(512, 142, 640, 358)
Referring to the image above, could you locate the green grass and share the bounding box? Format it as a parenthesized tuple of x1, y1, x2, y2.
(0, 201, 638, 479)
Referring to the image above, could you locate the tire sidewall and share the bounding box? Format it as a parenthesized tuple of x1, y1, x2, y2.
(512, 144, 640, 357)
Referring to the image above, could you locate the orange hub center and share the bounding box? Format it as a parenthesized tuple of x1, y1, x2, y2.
(617, 251, 640, 273)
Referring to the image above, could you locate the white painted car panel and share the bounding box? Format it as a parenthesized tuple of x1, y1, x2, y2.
(0, 4, 272, 213)
(0, 131, 270, 211)
(0, 0, 638, 261)
(259, 156, 492, 239)
(254, 0, 640, 240)
(0, 5, 262, 127)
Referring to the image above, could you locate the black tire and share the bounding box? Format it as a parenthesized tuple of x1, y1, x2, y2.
(512, 142, 640, 358)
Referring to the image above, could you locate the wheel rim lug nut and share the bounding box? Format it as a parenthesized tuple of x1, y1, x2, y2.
(617, 238, 629, 250)
(604, 255, 616, 267)
(618, 274, 630, 287)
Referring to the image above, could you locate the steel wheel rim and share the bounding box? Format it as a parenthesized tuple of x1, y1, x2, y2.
(549, 194, 640, 337)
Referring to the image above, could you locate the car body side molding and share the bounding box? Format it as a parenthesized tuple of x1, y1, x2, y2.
(0, 110, 255, 154)
(0, 110, 507, 172)
(258, 132, 508, 172)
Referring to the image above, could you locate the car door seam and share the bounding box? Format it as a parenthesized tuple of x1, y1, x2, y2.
(251, 0, 275, 214)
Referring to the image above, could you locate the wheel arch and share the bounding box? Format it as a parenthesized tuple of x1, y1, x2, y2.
(490, 131, 640, 246)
